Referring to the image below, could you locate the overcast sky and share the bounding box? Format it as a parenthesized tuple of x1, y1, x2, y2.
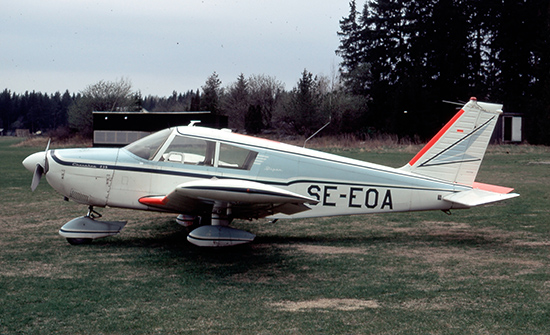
(2, 0, 348, 96)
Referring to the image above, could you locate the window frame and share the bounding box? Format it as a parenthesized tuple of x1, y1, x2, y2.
(147, 131, 259, 171)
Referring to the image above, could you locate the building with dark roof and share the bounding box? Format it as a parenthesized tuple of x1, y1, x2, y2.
(93, 110, 228, 146)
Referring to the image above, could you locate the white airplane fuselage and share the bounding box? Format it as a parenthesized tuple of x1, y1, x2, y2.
(43, 129, 468, 220)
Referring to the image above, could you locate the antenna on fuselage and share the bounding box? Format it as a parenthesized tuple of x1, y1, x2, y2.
(442, 100, 467, 106)
(303, 118, 331, 148)
(188, 120, 201, 127)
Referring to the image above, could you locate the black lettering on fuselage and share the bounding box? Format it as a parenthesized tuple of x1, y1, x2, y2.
(306, 184, 393, 211)
(323, 186, 337, 206)
(381, 189, 393, 209)
(365, 188, 378, 208)
(307, 185, 321, 202)
(349, 187, 363, 208)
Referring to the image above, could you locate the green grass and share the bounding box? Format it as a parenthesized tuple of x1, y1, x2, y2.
(1, 137, 550, 334)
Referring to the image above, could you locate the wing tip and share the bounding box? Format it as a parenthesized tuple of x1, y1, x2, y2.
(139, 196, 168, 206)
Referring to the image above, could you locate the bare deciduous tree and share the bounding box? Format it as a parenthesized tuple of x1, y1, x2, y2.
(68, 78, 137, 136)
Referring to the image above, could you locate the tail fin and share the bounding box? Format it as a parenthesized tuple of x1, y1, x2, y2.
(400, 98, 502, 186)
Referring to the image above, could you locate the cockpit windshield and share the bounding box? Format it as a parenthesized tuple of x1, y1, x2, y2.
(123, 128, 172, 160)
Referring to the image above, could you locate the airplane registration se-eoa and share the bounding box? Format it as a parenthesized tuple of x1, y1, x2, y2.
(23, 98, 519, 247)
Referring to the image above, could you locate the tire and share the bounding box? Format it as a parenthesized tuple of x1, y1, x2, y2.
(66, 238, 93, 245)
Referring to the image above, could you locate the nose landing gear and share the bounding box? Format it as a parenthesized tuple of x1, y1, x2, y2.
(59, 206, 127, 245)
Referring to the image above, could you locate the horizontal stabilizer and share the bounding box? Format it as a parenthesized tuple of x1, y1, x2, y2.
(443, 189, 519, 207)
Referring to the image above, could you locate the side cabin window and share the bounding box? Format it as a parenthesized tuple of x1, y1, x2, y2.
(141, 132, 258, 170)
(218, 143, 258, 170)
(160, 135, 216, 166)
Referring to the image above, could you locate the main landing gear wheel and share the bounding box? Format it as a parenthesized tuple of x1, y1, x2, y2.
(66, 238, 93, 245)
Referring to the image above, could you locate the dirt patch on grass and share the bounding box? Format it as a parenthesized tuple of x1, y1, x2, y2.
(1, 261, 77, 279)
(292, 244, 369, 255)
(230, 266, 298, 284)
(386, 243, 545, 285)
(396, 245, 543, 267)
(272, 298, 380, 311)
(508, 240, 550, 247)
(384, 219, 528, 245)
(400, 299, 454, 311)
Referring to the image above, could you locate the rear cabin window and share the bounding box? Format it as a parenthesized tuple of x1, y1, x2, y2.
(218, 143, 258, 170)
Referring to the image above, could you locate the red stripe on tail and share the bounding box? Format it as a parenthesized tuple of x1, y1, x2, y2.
(408, 109, 465, 166)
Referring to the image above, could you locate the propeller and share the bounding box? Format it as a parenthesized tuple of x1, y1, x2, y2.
(22, 139, 50, 192)
(30, 164, 44, 191)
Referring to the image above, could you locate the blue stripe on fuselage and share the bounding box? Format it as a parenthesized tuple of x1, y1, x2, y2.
(50, 147, 464, 194)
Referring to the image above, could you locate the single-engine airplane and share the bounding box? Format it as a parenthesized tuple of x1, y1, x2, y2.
(23, 98, 519, 247)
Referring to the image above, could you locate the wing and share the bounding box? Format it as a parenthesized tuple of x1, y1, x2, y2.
(138, 178, 318, 219)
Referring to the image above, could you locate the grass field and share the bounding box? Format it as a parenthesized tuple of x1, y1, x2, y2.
(1, 137, 549, 334)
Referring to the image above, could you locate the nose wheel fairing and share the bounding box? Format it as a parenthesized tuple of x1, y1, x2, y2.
(59, 207, 127, 244)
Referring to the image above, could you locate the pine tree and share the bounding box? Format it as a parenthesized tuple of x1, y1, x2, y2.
(190, 89, 201, 111)
(337, 0, 371, 95)
(248, 74, 284, 129)
(287, 70, 323, 136)
(0, 89, 13, 133)
(245, 105, 263, 134)
(223, 73, 249, 130)
(200, 72, 223, 115)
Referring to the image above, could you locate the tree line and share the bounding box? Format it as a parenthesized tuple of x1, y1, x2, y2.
(0, 72, 367, 139)
(337, 0, 550, 144)
(0, 89, 75, 135)
(2, 0, 549, 144)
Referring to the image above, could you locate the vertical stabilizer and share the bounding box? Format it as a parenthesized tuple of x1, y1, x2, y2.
(400, 98, 503, 186)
